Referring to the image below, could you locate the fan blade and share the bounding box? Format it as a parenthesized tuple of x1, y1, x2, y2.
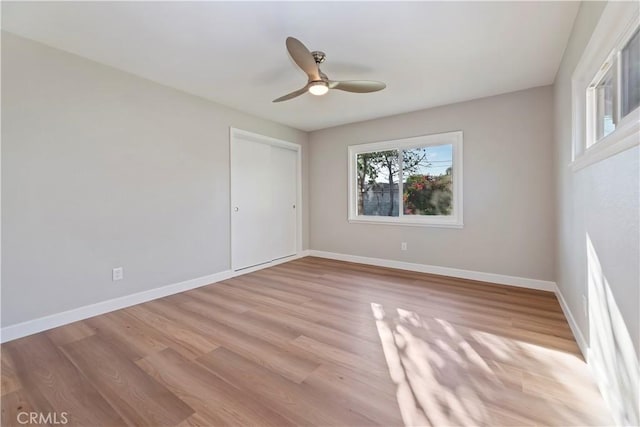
(286, 37, 320, 81)
(329, 80, 386, 93)
(272, 84, 310, 102)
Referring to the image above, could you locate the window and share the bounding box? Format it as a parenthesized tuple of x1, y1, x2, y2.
(586, 27, 640, 148)
(571, 2, 639, 171)
(590, 61, 616, 143)
(622, 29, 640, 117)
(348, 131, 463, 227)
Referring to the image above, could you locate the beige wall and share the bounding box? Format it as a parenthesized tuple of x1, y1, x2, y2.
(553, 2, 639, 424)
(1, 32, 309, 327)
(309, 86, 555, 282)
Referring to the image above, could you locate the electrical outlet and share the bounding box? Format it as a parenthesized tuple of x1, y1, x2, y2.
(401, 242, 407, 251)
(582, 295, 588, 317)
(112, 267, 124, 281)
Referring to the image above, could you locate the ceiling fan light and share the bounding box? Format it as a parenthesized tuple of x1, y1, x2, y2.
(308, 82, 329, 96)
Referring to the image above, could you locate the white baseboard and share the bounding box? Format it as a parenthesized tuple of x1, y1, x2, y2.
(307, 250, 557, 292)
(0, 250, 310, 343)
(0, 270, 231, 343)
(554, 284, 588, 358)
(1, 249, 554, 343)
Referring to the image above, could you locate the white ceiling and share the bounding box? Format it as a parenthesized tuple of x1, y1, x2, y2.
(2, 1, 579, 131)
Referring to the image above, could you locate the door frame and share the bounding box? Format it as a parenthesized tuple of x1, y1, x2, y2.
(229, 127, 302, 270)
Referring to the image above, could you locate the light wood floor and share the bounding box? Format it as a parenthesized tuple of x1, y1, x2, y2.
(1, 257, 612, 426)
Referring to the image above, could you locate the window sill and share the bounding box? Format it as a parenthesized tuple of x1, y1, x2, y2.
(348, 217, 463, 228)
(571, 117, 639, 173)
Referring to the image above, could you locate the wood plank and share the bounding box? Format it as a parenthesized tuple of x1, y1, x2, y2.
(245, 305, 384, 354)
(302, 363, 404, 425)
(124, 304, 219, 360)
(176, 413, 214, 427)
(137, 348, 295, 427)
(1, 350, 22, 396)
(178, 286, 255, 314)
(84, 310, 168, 361)
(3, 334, 124, 426)
(196, 347, 380, 426)
(1, 390, 40, 427)
(144, 298, 319, 383)
(288, 335, 389, 376)
(226, 275, 314, 305)
(60, 335, 193, 426)
(46, 321, 95, 347)
(175, 294, 300, 346)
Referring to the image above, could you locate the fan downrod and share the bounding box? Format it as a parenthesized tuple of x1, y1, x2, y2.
(311, 51, 326, 64)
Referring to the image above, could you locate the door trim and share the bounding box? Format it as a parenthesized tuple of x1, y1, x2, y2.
(229, 127, 302, 271)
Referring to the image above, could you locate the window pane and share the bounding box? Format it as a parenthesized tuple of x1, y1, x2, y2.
(356, 150, 400, 217)
(402, 144, 453, 216)
(622, 29, 640, 117)
(595, 66, 616, 140)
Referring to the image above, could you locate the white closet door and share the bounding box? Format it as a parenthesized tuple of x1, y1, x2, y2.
(231, 137, 272, 270)
(270, 146, 298, 260)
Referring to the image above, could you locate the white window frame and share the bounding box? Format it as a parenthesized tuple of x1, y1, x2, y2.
(586, 51, 617, 145)
(571, 2, 640, 172)
(348, 131, 463, 228)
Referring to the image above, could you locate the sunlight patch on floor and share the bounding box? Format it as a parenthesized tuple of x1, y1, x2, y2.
(370, 299, 610, 426)
(372, 302, 488, 426)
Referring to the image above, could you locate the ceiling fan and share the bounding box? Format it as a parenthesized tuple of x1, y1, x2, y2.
(273, 37, 386, 102)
